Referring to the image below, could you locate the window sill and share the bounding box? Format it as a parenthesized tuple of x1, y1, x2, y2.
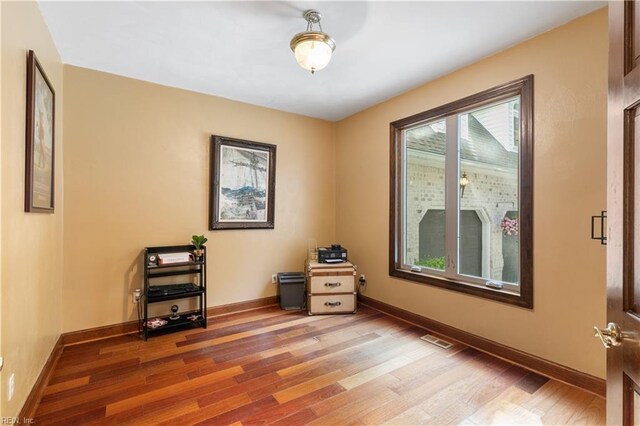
(389, 268, 533, 309)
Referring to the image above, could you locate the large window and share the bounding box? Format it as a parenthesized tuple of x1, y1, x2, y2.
(390, 76, 533, 307)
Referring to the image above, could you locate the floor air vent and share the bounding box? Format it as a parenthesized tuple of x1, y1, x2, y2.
(420, 334, 453, 349)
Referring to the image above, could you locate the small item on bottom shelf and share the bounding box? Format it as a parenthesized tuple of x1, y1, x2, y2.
(169, 304, 180, 320)
(187, 314, 200, 321)
(147, 318, 168, 329)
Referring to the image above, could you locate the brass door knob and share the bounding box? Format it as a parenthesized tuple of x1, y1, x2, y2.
(594, 322, 623, 348)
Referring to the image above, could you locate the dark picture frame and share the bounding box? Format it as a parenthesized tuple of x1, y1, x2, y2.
(209, 135, 276, 230)
(25, 50, 55, 213)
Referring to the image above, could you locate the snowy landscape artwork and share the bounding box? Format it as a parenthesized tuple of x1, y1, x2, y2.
(218, 145, 269, 222)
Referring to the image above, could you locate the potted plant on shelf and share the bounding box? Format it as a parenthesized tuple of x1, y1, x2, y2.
(191, 235, 208, 260)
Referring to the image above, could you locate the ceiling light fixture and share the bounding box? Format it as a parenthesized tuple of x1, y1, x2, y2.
(290, 9, 336, 74)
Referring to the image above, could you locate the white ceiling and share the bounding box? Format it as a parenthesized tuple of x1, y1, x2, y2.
(38, 1, 604, 121)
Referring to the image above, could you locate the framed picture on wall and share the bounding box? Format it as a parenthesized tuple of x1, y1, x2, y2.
(209, 135, 276, 230)
(25, 50, 55, 213)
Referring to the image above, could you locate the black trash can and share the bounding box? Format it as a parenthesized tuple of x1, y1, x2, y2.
(277, 272, 306, 310)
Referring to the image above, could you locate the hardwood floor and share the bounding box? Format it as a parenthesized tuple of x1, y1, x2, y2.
(33, 306, 605, 425)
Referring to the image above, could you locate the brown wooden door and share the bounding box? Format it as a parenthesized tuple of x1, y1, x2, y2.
(608, 1, 640, 424)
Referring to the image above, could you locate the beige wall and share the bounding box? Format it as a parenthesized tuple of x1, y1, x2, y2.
(336, 8, 608, 378)
(62, 66, 336, 332)
(1, 1, 64, 417)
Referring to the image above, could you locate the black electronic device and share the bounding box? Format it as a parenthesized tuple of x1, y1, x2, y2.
(147, 283, 200, 297)
(318, 244, 347, 263)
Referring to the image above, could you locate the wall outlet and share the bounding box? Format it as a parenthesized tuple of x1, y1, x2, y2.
(359, 274, 366, 282)
(271, 274, 277, 284)
(8, 373, 15, 401)
(132, 289, 142, 304)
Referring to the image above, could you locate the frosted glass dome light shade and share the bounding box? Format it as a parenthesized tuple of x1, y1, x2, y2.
(290, 32, 336, 74)
(290, 9, 336, 74)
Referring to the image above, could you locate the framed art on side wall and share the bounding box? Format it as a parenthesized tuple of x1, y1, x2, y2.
(209, 135, 276, 230)
(25, 50, 55, 213)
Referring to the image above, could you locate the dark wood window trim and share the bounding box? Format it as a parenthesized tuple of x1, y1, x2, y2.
(389, 75, 534, 308)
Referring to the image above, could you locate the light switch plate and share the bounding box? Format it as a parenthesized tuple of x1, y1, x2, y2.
(0, 356, 3, 371)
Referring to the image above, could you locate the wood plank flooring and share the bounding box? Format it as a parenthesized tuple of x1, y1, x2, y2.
(33, 306, 605, 425)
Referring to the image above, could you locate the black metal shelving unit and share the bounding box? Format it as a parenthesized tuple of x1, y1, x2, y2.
(142, 244, 207, 340)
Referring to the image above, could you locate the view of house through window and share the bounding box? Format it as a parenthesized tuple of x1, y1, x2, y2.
(405, 120, 446, 271)
(459, 98, 519, 284)
(391, 76, 532, 307)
